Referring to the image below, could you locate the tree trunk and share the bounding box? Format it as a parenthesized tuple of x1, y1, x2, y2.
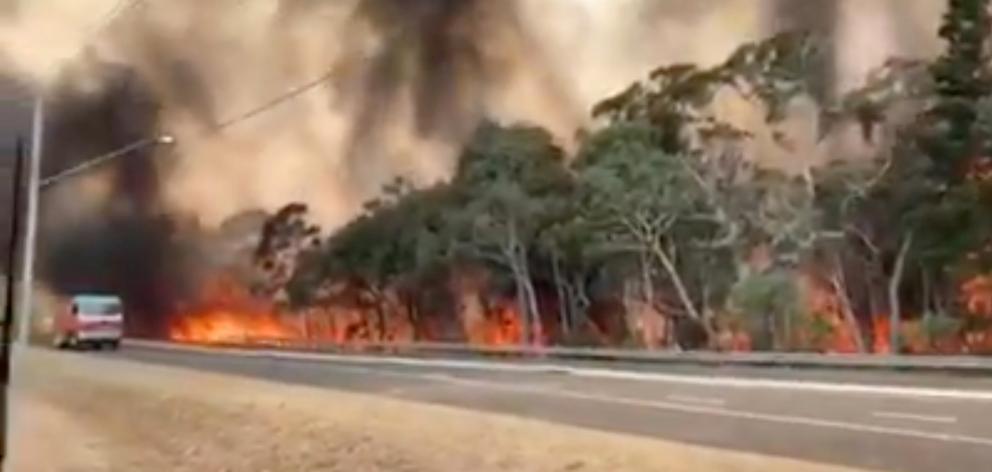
(505, 219, 540, 346)
(640, 249, 654, 305)
(405, 291, 419, 341)
(551, 251, 570, 337)
(519, 258, 542, 346)
(830, 262, 866, 353)
(569, 273, 592, 334)
(370, 287, 388, 343)
(510, 263, 531, 345)
(889, 233, 914, 354)
(650, 240, 714, 340)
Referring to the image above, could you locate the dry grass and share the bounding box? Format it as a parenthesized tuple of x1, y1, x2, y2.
(10, 349, 867, 472)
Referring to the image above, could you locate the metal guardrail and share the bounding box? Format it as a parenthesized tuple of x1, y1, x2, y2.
(123, 338, 992, 374)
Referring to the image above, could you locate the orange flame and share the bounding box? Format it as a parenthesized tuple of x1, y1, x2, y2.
(171, 310, 300, 344)
(463, 299, 526, 347)
(872, 316, 892, 354)
(170, 270, 992, 354)
(961, 275, 992, 318)
(801, 276, 861, 353)
(169, 275, 300, 344)
(170, 274, 542, 347)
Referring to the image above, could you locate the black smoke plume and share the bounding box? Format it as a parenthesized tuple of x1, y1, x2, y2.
(37, 60, 192, 337)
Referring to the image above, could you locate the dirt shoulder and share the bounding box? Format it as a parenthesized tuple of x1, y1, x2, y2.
(10, 349, 867, 472)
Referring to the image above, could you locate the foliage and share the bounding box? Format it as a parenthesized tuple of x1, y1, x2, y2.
(925, 0, 992, 180)
(920, 312, 965, 343)
(254, 204, 322, 300)
(592, 31, 821, 153)
(271, 4, 992, 353)
(446, 123, 574, 341)
(573, 123, 720, 326)
(728, 270, 803, 350)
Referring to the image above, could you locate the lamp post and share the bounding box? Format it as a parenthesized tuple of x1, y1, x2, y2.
(14, 98, 42, 346)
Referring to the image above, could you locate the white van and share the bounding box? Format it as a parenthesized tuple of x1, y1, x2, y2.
(53, 294, 124, 350)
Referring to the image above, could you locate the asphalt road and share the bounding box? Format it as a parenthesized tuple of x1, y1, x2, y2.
(113, 343, 992, 472)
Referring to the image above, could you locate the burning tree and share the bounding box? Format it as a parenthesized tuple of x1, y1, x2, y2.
(253, 203, 323, 302)
(445, 123, 574, 345)
(813, 0, 992, 352)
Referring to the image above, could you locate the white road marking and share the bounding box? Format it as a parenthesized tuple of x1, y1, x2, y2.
(122, 343, 992, 447)
(398, 371, 992, 448)
(666, 394, 726, 406)
(561, 368, 992, 402)
(282, 361, 992, 448)
(125, 340, 992, 402)
(872, 411, 958, 424)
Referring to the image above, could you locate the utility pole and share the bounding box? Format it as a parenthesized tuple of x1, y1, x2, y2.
(16, 97, 42, 345)
(1, 137, 27, 469)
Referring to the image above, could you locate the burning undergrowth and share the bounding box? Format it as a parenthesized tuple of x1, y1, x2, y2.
(170, 275, 299, 344)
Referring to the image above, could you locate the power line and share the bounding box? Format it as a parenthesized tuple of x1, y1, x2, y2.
(212, 68, 337, 132)
(39, 65, 338, 187)
(39, 2, 341, 184)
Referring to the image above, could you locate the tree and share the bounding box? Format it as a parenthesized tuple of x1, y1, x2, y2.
(592, 31, 822, 154)
(446, 122, 573, 345)
(254, 203, 322, 301)
(814, 0, 992, 352)
(574, 124, 721, 341)
(575, 32, 828, 348)
(925, 0, 992, 181)
(728, 270, 802, 350)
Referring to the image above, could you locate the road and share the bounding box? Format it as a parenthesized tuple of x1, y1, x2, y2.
(114, 342, 992, 472)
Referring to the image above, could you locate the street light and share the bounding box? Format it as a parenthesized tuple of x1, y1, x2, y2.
(38, 134, 176, 188)
(15, 98, 176, 344)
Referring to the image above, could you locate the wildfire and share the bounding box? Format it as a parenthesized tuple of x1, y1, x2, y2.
(460, 298, 527, 347)
(169, 275, 301, 344)
(170, 273, 538, 347)
(168, 270, 992, 354)
(961, 275, 992, 318)
(801, 276, 861, 353)
(170, 309, 300, 344)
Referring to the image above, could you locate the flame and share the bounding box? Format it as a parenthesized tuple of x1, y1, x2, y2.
(484, 302, 524, 346)
(872, 316, 892, 354)
(169, 275, 300, 344)
(960, 274, 992, 354)
(961, 275, 992, 318)
(801, 276, 861, 353)
(170, 274, 541, 347)
(463, 299, 526, 347)
(966, 156, 992, 182)
(168, 270, 992, 354)
(171, 310, 300, 344)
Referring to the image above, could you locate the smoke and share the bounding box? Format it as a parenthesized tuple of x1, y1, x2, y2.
(1, 0, 946, 224)
(769, 0, 838, 101)
(0, 0, 948, 336)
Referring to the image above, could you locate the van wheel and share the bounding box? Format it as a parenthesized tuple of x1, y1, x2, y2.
(107, 341, 120, 351)
(52, 333, 66, 349)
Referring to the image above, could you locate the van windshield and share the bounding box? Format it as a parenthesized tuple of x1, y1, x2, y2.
(76, 299, 122, 315)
